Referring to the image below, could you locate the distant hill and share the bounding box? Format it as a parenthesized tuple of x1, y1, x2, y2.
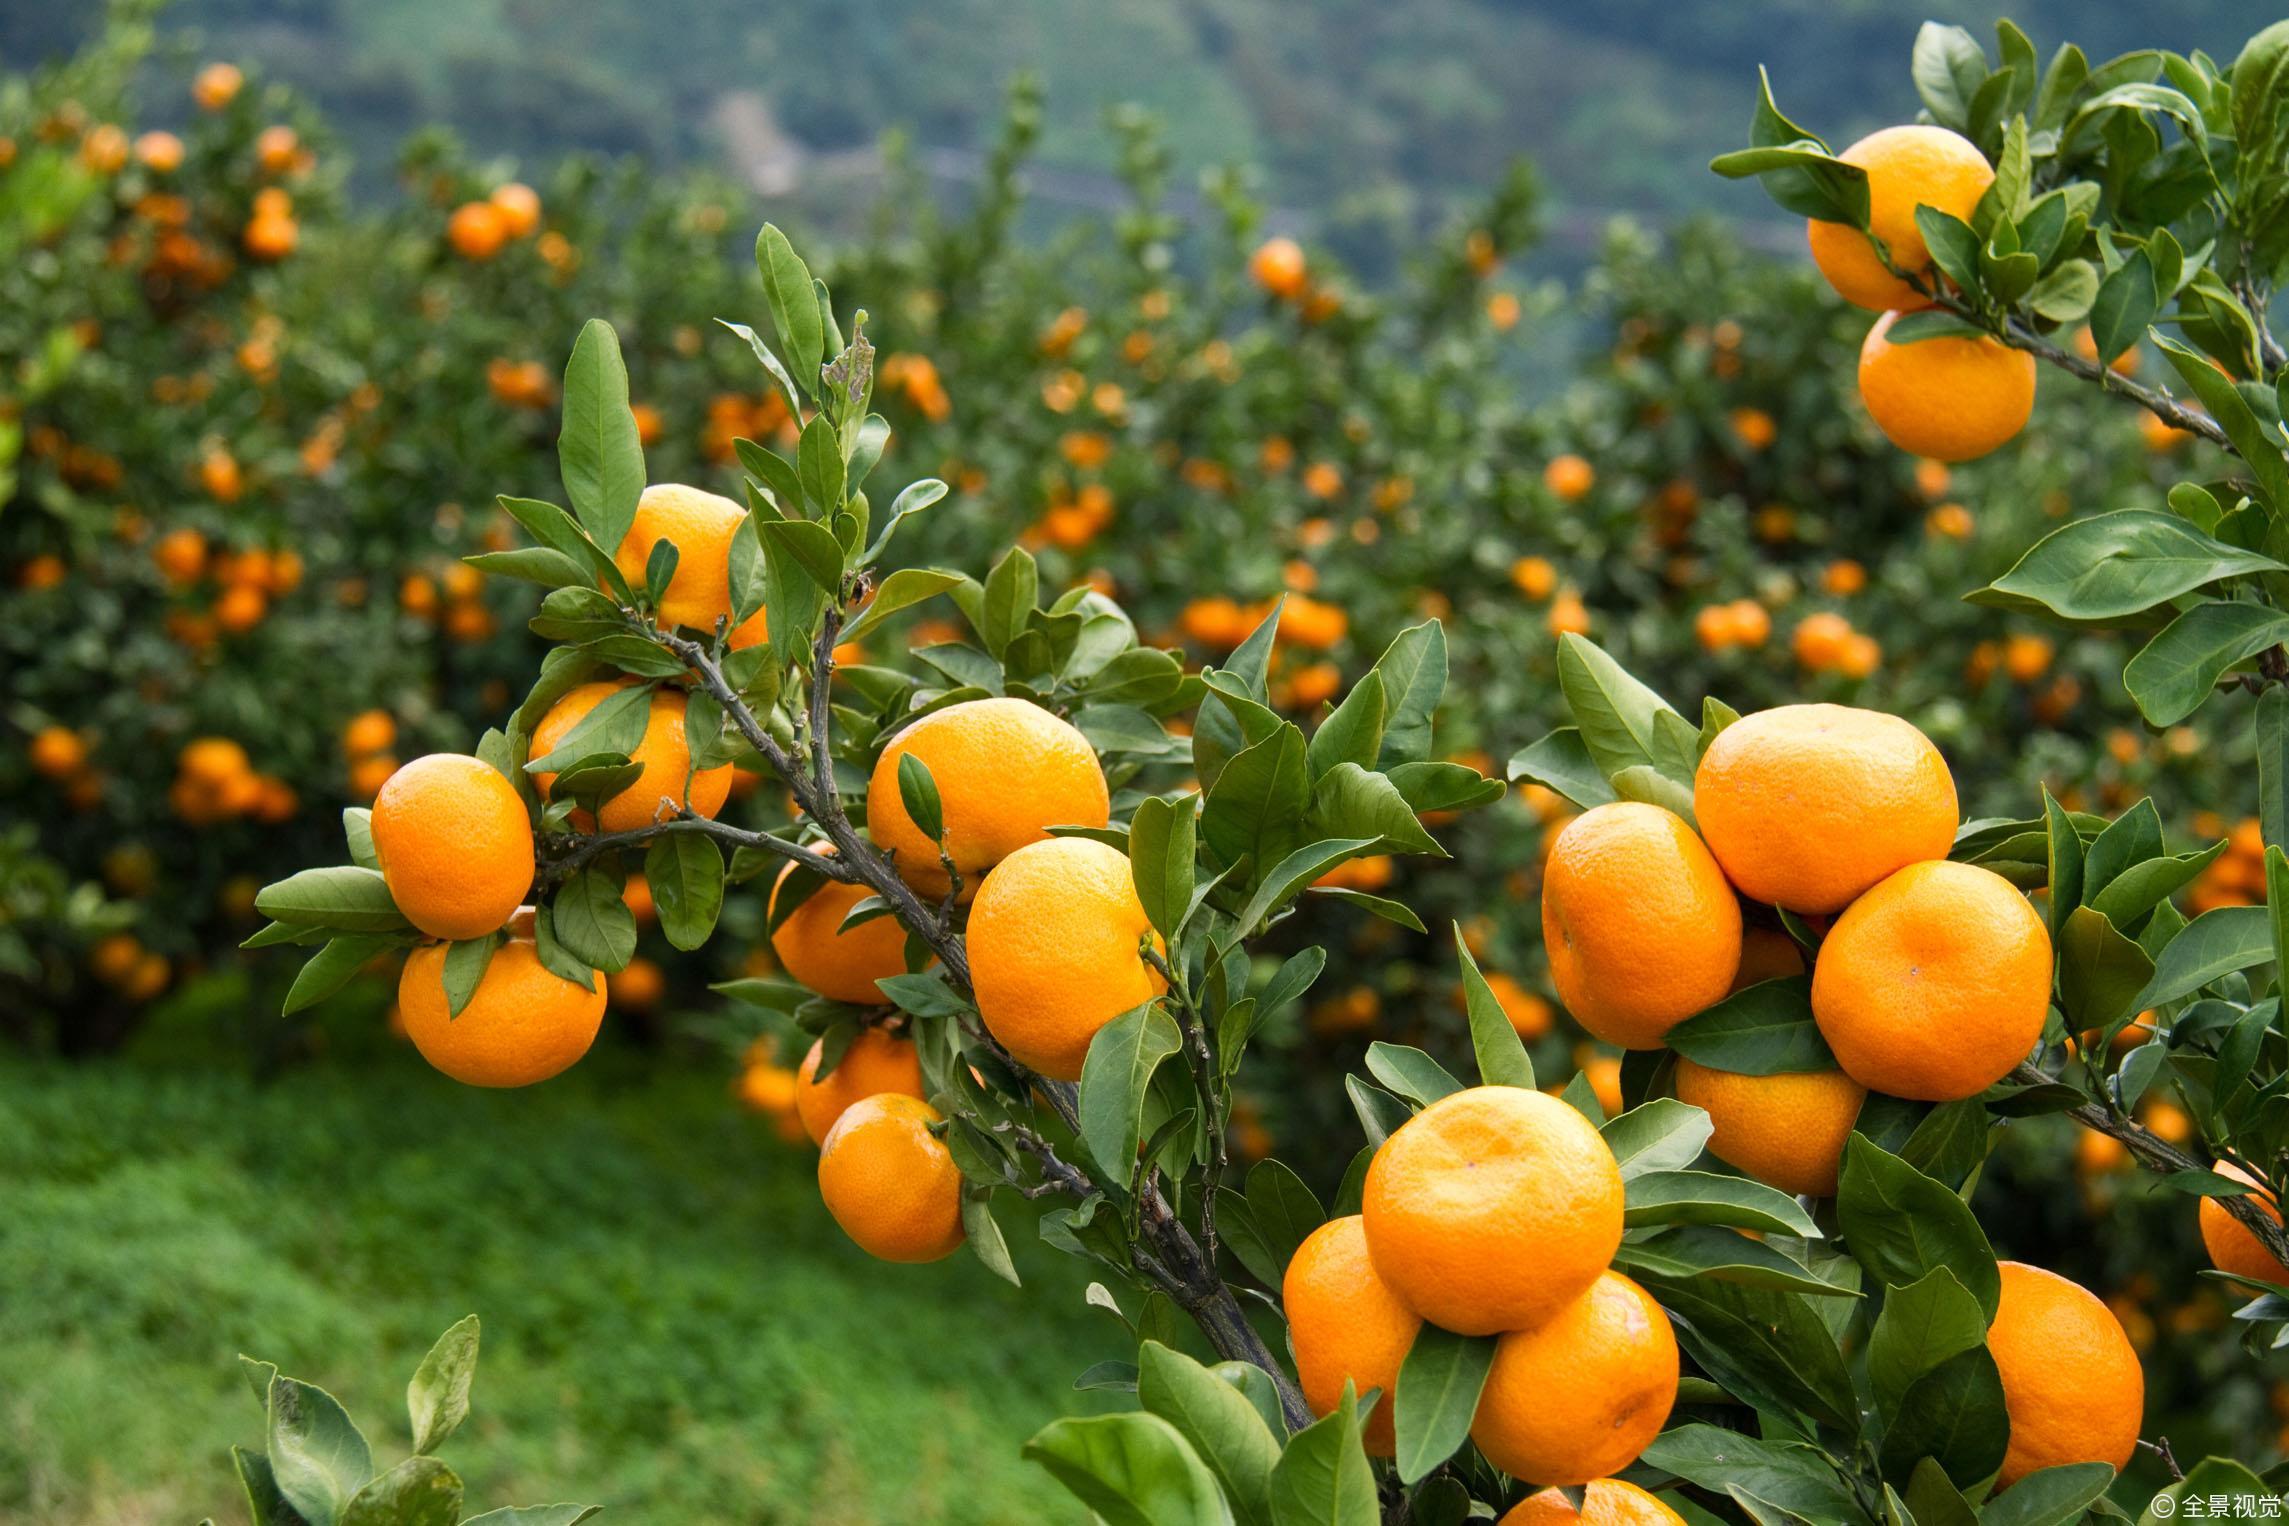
(2, 0, 2260, 270)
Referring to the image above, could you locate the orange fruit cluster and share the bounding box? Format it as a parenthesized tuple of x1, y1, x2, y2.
(171, 735, 296, 825)
(1288, 1087, 1674, 1485)
(446, 182, 544, 260)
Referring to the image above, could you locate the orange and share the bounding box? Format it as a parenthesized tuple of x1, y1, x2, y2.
(1249, 237, 1308, 299)
(2199, 1160, 2288, 1285)
(29, 726, 86, 778)
(1501, 1480, 1685, 1526)
(399, 934, 604, 1087)
(1858, 310, 2036, 462)
(343, 709, 396, 756)
(1989, 1261, 2144, 1486)
(1806, 126, 1992, 310)
(771, 857, 914, 1006)
(153, 527, 207, 583)
(530, 682, 733, 834)
(243, 213, 297, 261)
(611, 483, 747, 632)
(794, 1028, 928, 1145)
(967, 836, 1163, 1080)
(1470, 1271, 1678, 1485)
(817, 1093, 966, 1263)
(866, 697, 1109, 897)
(254, 124, 298, 173)
(180, 736, 251, 788)
(1731, 926, 1804, 991)
(1544, 454, 1595, 502)
(1540, 802, 1741, 1049)
(1361, 1086, 1622, 1336)
(1672, 1060, 1866, 1196)
(193, 62, 242, 111)
(1812, 860, 2051, 1101)
(1694, 704, 1958, 914)
(606, 955, 664, 1008)
(370, 753, 534, 940)
(134, 130, 183, 173)
(446, 200, 509, 260)
(1282, 1216, 1421, 1455)
(490, 181, 542, 238)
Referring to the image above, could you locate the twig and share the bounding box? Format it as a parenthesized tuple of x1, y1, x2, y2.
(537, 811, 850, 891)
(2013, 1060, 2289, 1268)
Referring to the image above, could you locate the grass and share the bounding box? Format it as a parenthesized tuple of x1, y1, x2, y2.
(0, 990, 1121, 1525)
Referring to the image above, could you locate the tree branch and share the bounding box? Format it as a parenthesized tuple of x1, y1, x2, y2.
(1146, 946, 1229, 1268)
(2013, 1061, 2289, 1269)
(537, 811, 852, 891)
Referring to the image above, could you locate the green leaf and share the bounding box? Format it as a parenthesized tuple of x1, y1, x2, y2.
(1202, 724, 1310, 876)
(557, 319, 645, 557)
(1391, 1327, 1495, 1485)
(499, 495, 618, 592)
(979, 545, 1041, 659)
(1640, 1425, 1859, 1520)
(257, 866, 412, 933)
(2026, 258, 2098, 322)
(1876, 1345, 2008, 1488)
(758, 516, 845, 595)
(406, 1315, 479, 1454)
(1969, 509, 2286, 622)
(2044, 789, 2085, 935)
(1624, 1169, 1821, 1236)
(548, 869, 637, 974)
(1865, 1267, 1986, 1419)
(1982, 1464, 2118, 1526)
(1305, 764, 1440, 857)
(1602, 1099, 1715, 1180)
(460, 1509, 601, 1526)
(231, 1446, 296, 1526)
(795, 410, 845, 517)
(268, 1375, 374, 1525)
(2264, 688, 2289, 852)
(842, 567, 962, 645)
(1364, 1043, 1464, 1110)
(1268, 1390, 1377, 1526)
(467, 547, 588, 589)
(1369, 621, 1446, 768)
(1555, 634, 1690, 784)
(1235, 837, 1380, 938)
(2141, 1459, 2273, 1526)
(2056, 906, 2157, 1033)
(441, 935, 496, 1020)
(2137, 904, 2273, 1007)
(1912, 22, 1990, 131)
(1506, 727, 1618, 811)
(1664, 977, 1834, 1074)
(2088, 250, 2158, 364)
(755, 225, 825, 396)
(2159, 336, 2289, 510)
(284, 934, 398, 1016)
(646, 832, 725, 952)
(1307, 671, 1385, 779)
(342, 807, 378, 870)
(2123, 602, 2289, 724)
(526, 682, 653, 775)
(1453, 926, 1534, 1089)
(1138, 1342, 1279, 1526)
(1079, 1005, 1183, 1180)
(1712, 68, 1868, 225)
(1613, 1224, 1861, 1297)
(1128, 795, 1197, 942)
(338, 1456, 463, 1526)
(962, 1192, 1022, 1286)
(1023, 1412, 1236, 1526)
(1836, 1135, 2000, 1317)
(897, 752, 946, 845)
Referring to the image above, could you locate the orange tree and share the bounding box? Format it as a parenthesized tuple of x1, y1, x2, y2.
(237, 203, 2289, 1521)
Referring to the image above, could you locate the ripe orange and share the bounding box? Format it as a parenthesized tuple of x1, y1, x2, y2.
(794, 1028, 928, 1145)
(398, 934, 604, 1087)
(967, 836, 1163, 1080)
(489, 181, 542, 238)
(611, 483, 748, 633)
(770, 857, 913, 1006)
(1731, 926, 1804, 991)
(446, 200, 509, 260)
(1282, 1215, 1421, 1455)
(29, 726, 86, 778)
(1250, 237, 1308, 298)
(865, 697, 1109, 897)
(1544, 453, 1595, 502)
(817, 1093, 966, 1263)
(1858, 310, 2036, 462)
(1693, 704, 1958, 914)
(1470, 1271, 1678, 1485)
(1806, 126, 1992, 311)
(193, 62, 242, 111)
(134, 130, 183, 173)
(605, 955, 664, 1008)
(530, 682, 732, 834)
(1988, 1261, 2144, 1486)
(1540, 802, 1741, 1049)
(1812, 860, 2051, 1101)
(1501, 1480, 1684, 1526)
(1361, 1086, 1623, 1336)
(1672, 1060, 1866, 1197)
(370, 753, 534, 940)
(342, 709, 396, 756)
(2199, 1160, 2288, 1285)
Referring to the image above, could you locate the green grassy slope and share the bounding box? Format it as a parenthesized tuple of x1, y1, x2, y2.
(0, 1009, 1120, 1525)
